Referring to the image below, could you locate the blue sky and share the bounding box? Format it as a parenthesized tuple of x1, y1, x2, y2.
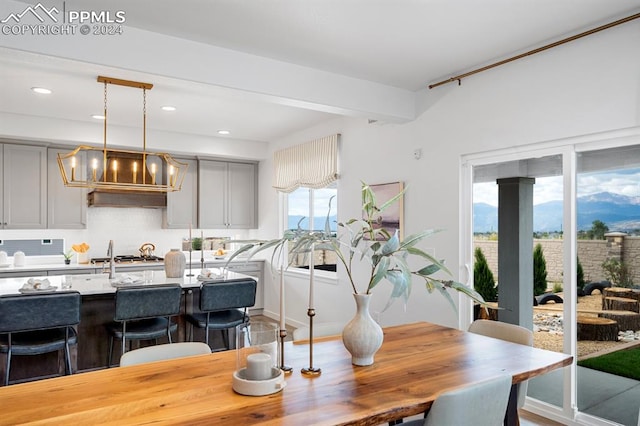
(474, 168, 640, 207)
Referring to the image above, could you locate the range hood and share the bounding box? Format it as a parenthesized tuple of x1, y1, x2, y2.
(88, 190, 167, 208)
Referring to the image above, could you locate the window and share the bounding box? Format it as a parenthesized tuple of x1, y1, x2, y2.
(286, 183, 337, 271)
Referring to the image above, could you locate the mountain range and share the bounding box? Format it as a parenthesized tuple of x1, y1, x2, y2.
(288, 192, 639, 233)
(474, 192, 640, 233)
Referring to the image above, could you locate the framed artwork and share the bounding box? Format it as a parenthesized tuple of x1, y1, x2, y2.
(365, 182, 404, 240)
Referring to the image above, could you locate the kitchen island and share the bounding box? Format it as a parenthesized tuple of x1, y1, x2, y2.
(0, 268, 259, 384)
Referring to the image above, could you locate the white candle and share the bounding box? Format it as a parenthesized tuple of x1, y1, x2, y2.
(92, 158, 98, 181)
(151, 163, 157, 185)
(245, 353, 272, 381)
(112, 159, 118, 183)
(309, 244, 314, 308)
(133, 161, 138, 184)
(279, 266, 285, 330)
(70, 156, 76, 181)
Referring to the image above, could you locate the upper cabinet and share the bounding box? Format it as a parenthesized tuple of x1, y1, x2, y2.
(163, 158, 198, 229)
(47, 148, 87, 229)
(1, 144, 47, 229)
(198, 160, 257, 229)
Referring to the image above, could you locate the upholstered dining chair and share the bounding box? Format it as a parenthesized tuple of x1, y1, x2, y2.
(119, 342, 211, 367)
(401, 374, 513, 426)
(0, 291, 81, 386)
(185, 278, 256, 351)
(106, 284, 182, 366)
(468, 319, 534, 413)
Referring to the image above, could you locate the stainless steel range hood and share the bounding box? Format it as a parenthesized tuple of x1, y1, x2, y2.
(87, 190, 167, 208)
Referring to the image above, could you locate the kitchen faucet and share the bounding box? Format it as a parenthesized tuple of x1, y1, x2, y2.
(106, 240, 116, 279)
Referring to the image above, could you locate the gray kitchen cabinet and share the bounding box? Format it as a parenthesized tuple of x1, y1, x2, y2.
(198, 160, 257, 229)
(47, 148, 87, 229)
(163, 158, 197, 229)
(1, 144, 47, 229)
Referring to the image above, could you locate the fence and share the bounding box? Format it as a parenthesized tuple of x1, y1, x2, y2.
(474, 234, 640, 284)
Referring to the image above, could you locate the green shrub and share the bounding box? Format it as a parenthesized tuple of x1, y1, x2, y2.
(602, 258, 634, 288)
(473, 247, 497, 302)
(552, 282, 563, 293)
(533, 243, 548, 296)
(577, 257, 585, 291)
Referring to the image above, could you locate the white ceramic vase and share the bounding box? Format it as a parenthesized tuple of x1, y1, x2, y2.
(341, 293, 383, 366)
(164, 249, 186, 278)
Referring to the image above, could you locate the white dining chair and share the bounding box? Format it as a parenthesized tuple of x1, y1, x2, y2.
(468, 319, 534, 412)
(119, 342, 211, 366)
(293, 322, 343, 342)
(402, 373, 512, 426)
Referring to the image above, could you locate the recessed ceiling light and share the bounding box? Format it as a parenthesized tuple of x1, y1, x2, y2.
(161, 105, 176, 111)
(91, 114, 105, 120)
(31, 87, 52, 94)
(217, 130, 231, 135)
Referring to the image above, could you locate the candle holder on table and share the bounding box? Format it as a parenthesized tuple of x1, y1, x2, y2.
(279, 328, 293, 374)
(301, 308, 321, 377)
(232, 321, 285, 396)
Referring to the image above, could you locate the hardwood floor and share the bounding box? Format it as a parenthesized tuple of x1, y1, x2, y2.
(521, 410, 566, 425)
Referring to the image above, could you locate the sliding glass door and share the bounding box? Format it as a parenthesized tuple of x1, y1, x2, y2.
(461, 129, 640, 425)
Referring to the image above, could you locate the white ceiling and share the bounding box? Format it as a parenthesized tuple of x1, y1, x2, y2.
(1, 0, 639, 145)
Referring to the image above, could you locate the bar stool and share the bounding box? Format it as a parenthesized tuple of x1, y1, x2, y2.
(106, 284, 182, 366)
(185, 279, 256, 351)
(0, 291, 81, 386)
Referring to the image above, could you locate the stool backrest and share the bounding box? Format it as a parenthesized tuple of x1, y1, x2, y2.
(199, 279, 256, 312)
(114, 284, 182, 322)
(0, 291, 81, 333)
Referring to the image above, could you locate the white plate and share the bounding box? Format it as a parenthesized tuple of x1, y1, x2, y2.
(0, 263, 10, 268)
(19, 286, 58, 293)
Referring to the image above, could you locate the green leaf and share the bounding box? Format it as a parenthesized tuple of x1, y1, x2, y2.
(380, 230, 400, 255)
(416, 263, 441, 276)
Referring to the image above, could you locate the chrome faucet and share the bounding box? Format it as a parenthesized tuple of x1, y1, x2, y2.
(107, 240, 116, 279)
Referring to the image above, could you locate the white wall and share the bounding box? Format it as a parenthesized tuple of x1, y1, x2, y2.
(260, 20, 640, 329)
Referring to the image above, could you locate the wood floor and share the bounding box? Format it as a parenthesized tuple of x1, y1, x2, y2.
(521, 410, 566, 425)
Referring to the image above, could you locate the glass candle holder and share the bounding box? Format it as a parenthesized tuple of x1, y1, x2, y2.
(232, 321, 285, 396)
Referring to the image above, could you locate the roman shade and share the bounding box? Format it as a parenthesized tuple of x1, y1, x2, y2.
(273, 134, 338, 193)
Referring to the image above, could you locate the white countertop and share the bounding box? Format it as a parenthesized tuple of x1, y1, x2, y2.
(0, 268, 254, 296)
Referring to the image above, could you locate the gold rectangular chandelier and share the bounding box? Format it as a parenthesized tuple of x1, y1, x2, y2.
(57, 76, 188, 192)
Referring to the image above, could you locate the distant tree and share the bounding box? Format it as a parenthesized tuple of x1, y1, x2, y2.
(473, 247, 497, 302)
(577, 257, 585, 291)
(533, 243, 548, 296)
(588, 220, 609, 240)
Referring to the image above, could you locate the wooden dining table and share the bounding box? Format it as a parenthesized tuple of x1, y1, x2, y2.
(0, 322, 572, 425)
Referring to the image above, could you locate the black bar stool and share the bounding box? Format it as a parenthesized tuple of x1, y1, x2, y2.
(0, 291, 81, 386)
(185, 279, 256, 351)
(106, 284, 182, 366)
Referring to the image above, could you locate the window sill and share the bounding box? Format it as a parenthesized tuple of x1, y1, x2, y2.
(285, 267, 338, 285)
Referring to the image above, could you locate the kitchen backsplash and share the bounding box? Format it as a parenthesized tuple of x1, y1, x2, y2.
(0, 208, 254, 260)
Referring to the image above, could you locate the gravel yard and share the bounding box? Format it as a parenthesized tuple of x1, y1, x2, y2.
(533, 293, 637, 359)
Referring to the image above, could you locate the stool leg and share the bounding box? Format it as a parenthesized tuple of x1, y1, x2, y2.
(222, 329, 229, 350)
(107, 336, 115, 368)
(5, 348, 11, 386)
